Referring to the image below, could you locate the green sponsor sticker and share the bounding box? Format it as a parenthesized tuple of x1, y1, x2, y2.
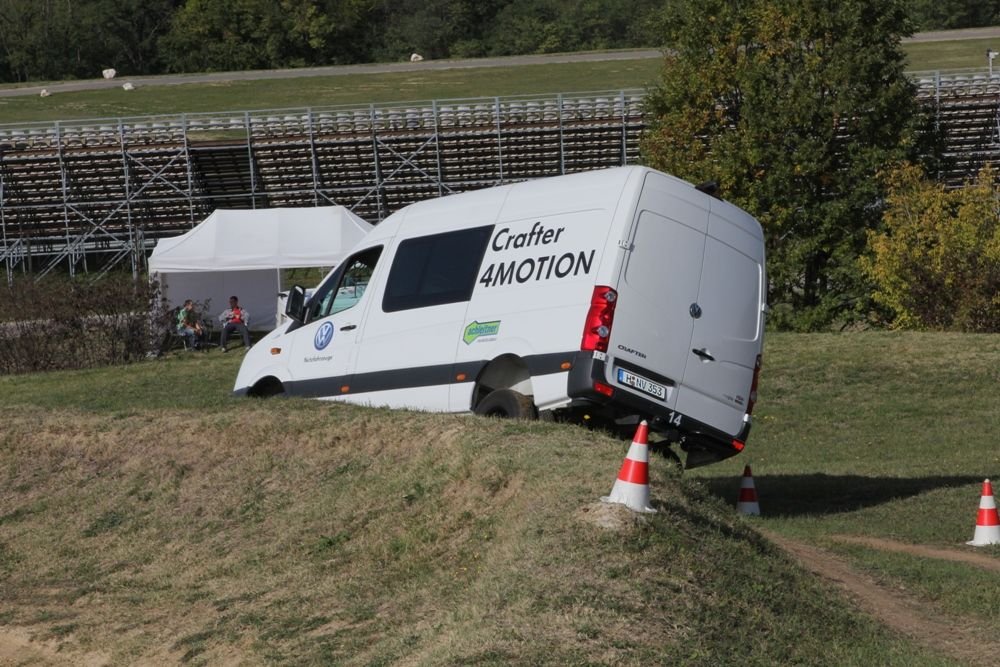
(463, 320, 501, 345)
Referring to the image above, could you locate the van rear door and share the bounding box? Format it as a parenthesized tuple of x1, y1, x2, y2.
(674, 202, 765, 437)
(607, 172, 764, 439)
(606, 172, 709, 411)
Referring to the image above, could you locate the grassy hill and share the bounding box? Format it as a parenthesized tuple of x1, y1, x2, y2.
(1, 332, 997, 665)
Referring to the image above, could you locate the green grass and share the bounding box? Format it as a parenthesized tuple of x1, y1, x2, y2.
(0, 349, 244, 411)
(840, 546, 1000, 621)
(0, 59, 661, 125)
(692, 331, 1000, 637)
(0, 35, 992, 125)
(0, 332, 996, 664)
(904, 37, 1000, 72)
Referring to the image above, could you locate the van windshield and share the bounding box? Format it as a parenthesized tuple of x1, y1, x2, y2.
(306, 246, 382, 323)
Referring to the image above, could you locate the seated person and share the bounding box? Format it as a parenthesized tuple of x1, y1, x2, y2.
(218, 295, 251, 352)
(176, 299, 206, 350)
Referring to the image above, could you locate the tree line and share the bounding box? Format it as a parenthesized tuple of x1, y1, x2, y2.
(0, 0, 660, 82)
(0, 0, 996, 83)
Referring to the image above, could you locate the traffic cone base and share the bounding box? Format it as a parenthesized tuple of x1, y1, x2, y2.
(967, 479, 1000, 547)
(737, 465, 760, 516)
(602, 421, 657, 514)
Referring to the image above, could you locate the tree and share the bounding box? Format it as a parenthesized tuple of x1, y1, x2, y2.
(92, 0, 180, 74)
(159, 0, 337, 73)
(863, 164, 1000, 331)
(0, 0, 180, 81)
(0, 0, 91, 81)
(641, 0, 930, 330)
(905, 0, 1000, 30)
(368, 0, 496, 61)
(482, 0, 663, 56)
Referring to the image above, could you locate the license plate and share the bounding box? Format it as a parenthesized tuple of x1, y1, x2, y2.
(617, 368, 667, 400)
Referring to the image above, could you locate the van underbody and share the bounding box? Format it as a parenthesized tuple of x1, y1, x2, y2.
(563, 350, 748, 469)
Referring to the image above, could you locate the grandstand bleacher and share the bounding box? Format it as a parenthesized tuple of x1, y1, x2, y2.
(0, 74, 995, 280)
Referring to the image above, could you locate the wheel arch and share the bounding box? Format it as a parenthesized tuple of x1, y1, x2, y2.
(247, 375, 286, 398)
(471, 353, 534, 410)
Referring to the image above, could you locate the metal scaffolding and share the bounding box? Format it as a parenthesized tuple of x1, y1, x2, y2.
(0, 90, 645, 281)
(1, 71, 998, 282)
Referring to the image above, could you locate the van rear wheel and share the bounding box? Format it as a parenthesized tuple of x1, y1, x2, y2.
(474, 389, 537, 420)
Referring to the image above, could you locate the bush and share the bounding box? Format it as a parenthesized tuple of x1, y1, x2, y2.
(0, 274, 174, 375)
(863, 163, 1000, 331)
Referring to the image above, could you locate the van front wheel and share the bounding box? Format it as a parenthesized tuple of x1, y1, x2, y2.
(474, 389, 537, 420)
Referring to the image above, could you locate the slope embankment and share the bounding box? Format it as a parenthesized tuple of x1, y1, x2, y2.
(0, 397, 937, 665)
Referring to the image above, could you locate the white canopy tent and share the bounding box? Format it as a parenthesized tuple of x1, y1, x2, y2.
(149, 207, 373, 331)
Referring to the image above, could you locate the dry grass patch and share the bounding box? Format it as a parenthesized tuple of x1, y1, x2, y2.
(0, 397, 945, 665)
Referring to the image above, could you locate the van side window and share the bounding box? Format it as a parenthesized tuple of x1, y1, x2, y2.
(382, 226, 492, 312)
(306, 246, 383, 323)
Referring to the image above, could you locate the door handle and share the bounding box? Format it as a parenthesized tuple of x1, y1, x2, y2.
(340, 324, 357, 331)
(692, 348, 715, 362)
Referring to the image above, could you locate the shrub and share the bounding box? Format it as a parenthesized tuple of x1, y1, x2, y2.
(863, 163, 1000, 331)
(0, 274, 174, 375)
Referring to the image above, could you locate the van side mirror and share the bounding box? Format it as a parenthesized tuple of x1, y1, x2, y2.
(285, 284, 307, 322)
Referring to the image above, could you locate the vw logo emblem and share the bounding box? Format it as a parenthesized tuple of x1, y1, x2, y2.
(314, 321, 334, 350)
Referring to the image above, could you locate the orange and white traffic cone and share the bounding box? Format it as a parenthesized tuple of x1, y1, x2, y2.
(967, 479, 1000, 547)
(736, 465, 760, 516)
(602, 420, 657, 513)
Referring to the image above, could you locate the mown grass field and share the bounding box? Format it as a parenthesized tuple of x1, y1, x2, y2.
(904, 37, 1000, 72)
(693, 332, 1000, 629)
(0, 35, 992, 125)
(0, 332, 997, 665)
(0, 59, 661, 125)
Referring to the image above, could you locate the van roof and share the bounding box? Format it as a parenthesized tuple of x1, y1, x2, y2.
(367, 166, 660, 242)
(361, 166, 765, 245)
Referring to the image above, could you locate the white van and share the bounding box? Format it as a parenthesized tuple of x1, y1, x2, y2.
(234, 166, 766, 468)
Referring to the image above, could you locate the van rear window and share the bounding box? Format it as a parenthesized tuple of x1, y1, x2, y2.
(382, 226, 493, 312)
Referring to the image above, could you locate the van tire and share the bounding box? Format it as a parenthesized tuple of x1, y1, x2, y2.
(474, 389, 537, 420)
(249, 377, 285, 398)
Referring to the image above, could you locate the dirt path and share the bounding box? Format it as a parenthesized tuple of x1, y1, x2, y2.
(832, 535, 1000, 573)
(765, 531, 997, 667)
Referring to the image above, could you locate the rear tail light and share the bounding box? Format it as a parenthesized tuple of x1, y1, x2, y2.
(746, 354, 762, 415)
(580, 286, 618, 352)
(593, 381, 614, 397)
